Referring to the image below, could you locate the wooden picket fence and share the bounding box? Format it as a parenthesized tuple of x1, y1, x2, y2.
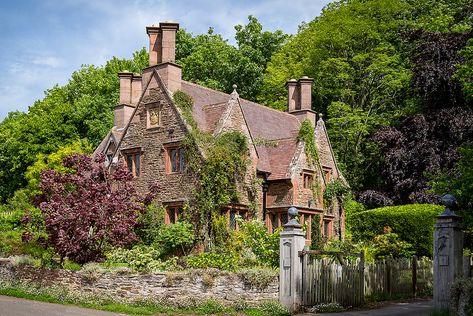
(301, 251, 433, 308)
(364, 256, 433, 298)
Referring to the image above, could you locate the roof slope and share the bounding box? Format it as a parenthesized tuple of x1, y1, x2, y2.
(181, 80, 301, 180)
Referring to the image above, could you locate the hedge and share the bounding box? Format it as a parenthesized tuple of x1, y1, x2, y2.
(347, 204, 443, 257)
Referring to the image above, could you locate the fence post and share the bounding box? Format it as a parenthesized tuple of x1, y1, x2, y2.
(386, 257, 391, 297)
(433, 194, 464, 311)
(279, 207, 306, 313)
(360, 250, 365, 305)
(412, 255, 417, 297)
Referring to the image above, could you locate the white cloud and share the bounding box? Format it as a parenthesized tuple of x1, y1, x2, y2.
(0, 0, 330, 121)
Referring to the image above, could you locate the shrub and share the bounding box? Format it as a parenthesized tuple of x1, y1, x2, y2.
(367, 232, 414, 261)
(348, 204, 442, 256)
(185, 252, 238, 271)
(258, 301, 290, 316)
(156, 222, 195, 257)
(235, 219, 280, 267)
(9, 255, 39, 267)
(238, 268, 278, 290)
(451, 278, 473, 316)
(34, 153, 156, 263)
(106, 245, 163, 271)
(135, 205, 165, 245)
(344, 199, 365, 216)
(308, 302, 345, 313)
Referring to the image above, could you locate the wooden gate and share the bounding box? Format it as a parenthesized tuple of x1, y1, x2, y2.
(300, 250, 365, 307)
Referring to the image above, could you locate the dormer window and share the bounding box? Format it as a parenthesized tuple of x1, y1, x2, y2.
(322, 167, 332, 182)
(303, 172, 314, 189)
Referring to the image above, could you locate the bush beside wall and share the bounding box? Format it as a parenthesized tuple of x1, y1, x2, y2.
(347, 204, 443, 256)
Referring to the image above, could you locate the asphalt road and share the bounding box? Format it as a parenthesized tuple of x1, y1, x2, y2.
(299, 299, 433, 316)
(0, 295, 126, 316)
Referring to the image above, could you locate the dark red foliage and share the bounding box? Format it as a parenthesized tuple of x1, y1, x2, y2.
(34, 153, 155, 263)
(404, 29, 472, 108)
(366, 107, 473, 205)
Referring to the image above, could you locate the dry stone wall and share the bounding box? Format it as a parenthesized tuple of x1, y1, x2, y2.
(0, 259, 279, 305)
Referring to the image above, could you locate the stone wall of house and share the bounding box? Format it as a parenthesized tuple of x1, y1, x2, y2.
(118, 82, 197, 205)
(0, 259, 279, 305)
(267, 180, 293, 208)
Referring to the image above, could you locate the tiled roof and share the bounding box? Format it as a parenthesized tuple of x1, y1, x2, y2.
(181, 80, 301, 180)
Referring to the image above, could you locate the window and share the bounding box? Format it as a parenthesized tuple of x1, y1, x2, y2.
(303, 173, 313, 189)
(166, 146, 186, 173)
(268, 212, 290, 233)
(124, 151, 141, 177)
(323, 167, 332, 182)
(323, 220, 332, 238)
(227, 210, 247, 230)
(165, 205, 182, 224)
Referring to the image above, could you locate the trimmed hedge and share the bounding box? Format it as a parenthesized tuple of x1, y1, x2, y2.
(348, 204, 443, 257)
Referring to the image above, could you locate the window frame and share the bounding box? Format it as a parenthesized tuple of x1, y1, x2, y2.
(123, 149, 142, 177)
(322, 166, 332, 183)
(165, 144, 186, 174)
(164, 204, 183, 224)
(302, 171, 314, 190)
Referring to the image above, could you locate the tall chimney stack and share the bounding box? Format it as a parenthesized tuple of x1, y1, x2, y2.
(115, 71, 135, 129)
(287, 76, 316, 126)
(146, 25, 161, 66)
(144, 21, 181, 94)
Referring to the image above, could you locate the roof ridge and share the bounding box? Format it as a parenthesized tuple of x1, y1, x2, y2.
(182, 80, 300, 123)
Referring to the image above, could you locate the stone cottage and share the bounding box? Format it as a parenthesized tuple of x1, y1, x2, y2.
(95, 21, 346, 242)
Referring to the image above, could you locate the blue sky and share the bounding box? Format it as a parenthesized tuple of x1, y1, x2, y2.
(0, 0, 330, 121)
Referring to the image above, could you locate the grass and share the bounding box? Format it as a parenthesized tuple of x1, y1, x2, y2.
(0, 283, 289, 316)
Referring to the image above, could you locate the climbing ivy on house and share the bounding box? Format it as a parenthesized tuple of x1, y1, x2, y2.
(173, 91, 252, 249)
(297, 120, 319, 166)
(297, 120, 322, 201)
(310, 214, 323, 250)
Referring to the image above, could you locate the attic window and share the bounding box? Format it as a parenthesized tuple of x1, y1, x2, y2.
(147, 104, 161, 129)
(303, 173, 314, 189)
(322, 167, 332, 182)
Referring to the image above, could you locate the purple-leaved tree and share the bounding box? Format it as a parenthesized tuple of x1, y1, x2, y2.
(35, 153, 155, 263)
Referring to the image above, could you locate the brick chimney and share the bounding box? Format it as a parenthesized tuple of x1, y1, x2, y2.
(144, 22, 181, 94)
(114, 71, 136, 129)
(287, 76, 316, 126)
(131, 74, 142, 104)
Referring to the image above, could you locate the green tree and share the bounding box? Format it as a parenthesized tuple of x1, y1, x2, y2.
(260, 0, 412, 189)
(0, 49, 148, 202)
(25, 140, 93, 196)
(176, 16, 287, 101)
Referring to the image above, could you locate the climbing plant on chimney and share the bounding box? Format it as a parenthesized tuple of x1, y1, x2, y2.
(34, 153, 156, 263)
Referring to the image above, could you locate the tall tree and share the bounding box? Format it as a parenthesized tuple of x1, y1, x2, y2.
(176, 16, 287, 101)
(0, 49, 148, 202)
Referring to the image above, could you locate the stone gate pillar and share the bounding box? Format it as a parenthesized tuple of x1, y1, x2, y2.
(433, 194, 464, 311)
(279, 207, 306, 313)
